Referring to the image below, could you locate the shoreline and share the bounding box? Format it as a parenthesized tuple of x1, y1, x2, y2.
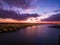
(0, 23, 60, 33)
(0, 23, 40, 33)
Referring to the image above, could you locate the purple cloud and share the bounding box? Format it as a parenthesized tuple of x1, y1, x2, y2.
(3, 0, 33, 9)
(42, 13, 60, 21)
(0, 9, 39, 20)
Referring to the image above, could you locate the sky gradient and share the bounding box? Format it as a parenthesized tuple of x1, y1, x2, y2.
(0, 0, 60, 22)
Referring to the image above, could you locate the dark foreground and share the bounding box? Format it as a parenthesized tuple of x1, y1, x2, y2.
(0, 24, 60, 45)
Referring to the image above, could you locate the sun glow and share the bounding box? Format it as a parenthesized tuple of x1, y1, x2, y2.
(26, 17, 41, 23)
(0, 18, 20, 23)
(25, 14, 50, 23)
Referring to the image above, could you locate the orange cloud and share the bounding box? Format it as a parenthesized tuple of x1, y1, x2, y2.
(0, 18, 19, 22)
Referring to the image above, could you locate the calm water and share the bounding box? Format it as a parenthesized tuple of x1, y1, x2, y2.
(0, 24, 60, 45)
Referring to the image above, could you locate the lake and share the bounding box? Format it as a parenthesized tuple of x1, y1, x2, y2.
(0, 24, 60, 45)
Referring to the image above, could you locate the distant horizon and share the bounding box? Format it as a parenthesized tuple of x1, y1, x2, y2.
(0, 21, 60, 24)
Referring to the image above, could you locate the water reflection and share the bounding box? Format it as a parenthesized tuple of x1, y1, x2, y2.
(0, 24, 60, 45)
(19, 24, 60, 45)
(19, 25, 50, 43)
(24, 25, 49, 38)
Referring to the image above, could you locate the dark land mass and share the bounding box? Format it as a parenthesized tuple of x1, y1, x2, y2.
(48, 24, 60, 29)
(58, 35, 60, 45)
(0, 23, 43, 33)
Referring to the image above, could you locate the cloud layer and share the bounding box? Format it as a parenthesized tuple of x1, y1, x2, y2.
(43, 13, 60, 21)
(1, 0, 35, 9)
(0, 9, 39, 20)
(0, 0, 60, 21)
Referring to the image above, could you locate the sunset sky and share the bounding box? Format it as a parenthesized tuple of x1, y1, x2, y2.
(0, 0, 60, 22)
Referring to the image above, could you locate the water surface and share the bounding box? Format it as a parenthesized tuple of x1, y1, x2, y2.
(0, 24, 60, 45)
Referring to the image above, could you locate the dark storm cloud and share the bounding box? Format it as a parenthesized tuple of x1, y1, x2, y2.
(43, 13, 60, 21)
(0, 9, 39, 20)
(3, 0, 33, 9)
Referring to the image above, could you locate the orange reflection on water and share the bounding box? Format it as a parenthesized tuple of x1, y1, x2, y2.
(24, 25, 48, 39)
(25, 26, 37, 37)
